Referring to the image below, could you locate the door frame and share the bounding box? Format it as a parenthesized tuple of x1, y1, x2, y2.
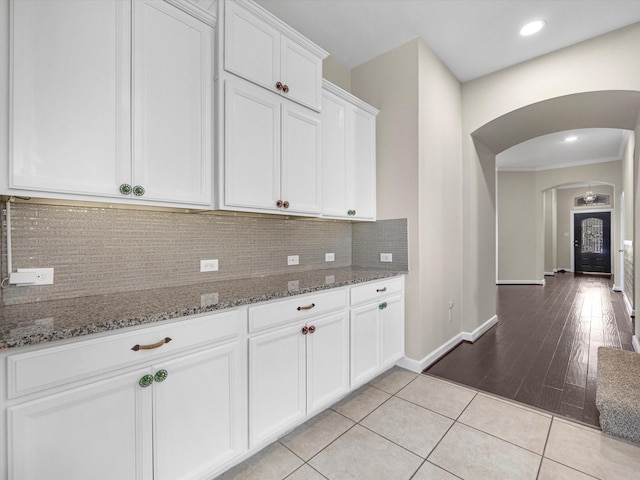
(570, 208, 614, 275)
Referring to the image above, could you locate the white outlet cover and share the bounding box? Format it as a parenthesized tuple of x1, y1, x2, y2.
(287, 255, 299, 266)
(200, 259, 219, 272)
(16, 268, 54, 285)
(325, 253, 335, 262)
(380, 253, 393, 263)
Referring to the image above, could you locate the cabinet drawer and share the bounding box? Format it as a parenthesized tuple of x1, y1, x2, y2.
(249, 288, 347, 333)
(7, 309, 242, 399)
(350, 276, 404, 307)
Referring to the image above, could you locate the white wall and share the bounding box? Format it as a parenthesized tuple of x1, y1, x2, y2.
(462, 23, 640, 334)
(323, 56, 351, 92)
(544, 189, 557, 274)
(351, 38, 463, 366)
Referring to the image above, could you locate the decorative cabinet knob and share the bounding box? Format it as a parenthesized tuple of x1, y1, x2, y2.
(282, 84, 289, 93)
(276, 81, 283, 91)
(154, 369, 169, 383)
(378, 302, 388, 310)
(308, 325, 316, 334)
(347, 210, 356, 216)
(132, 185, 145, 197)
(283, 201, 289, 209)
(301, 326, 309, 335)
(139, 374, 154, 388)
(119, 184, 132, 195)
(276, 200, 283, 207)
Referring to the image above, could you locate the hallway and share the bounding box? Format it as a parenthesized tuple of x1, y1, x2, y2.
(426, 273, 635, 427)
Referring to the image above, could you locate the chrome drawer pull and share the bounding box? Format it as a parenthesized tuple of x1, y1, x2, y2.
(297, 303, 316, 311)
(131, 337, 172, 351)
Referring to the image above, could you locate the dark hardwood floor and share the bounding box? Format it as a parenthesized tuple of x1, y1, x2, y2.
(425, 273, 635, 427)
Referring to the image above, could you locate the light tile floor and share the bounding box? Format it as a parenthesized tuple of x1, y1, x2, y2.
(217, 368, 640, 480)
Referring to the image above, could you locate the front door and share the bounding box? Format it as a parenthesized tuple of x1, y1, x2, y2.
(574, 212, 611, 274)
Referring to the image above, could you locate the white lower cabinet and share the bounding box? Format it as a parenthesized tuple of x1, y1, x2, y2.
(4, 311, 246, 480)
(350, 278, 405, 388)
(248, 311, 349, 447)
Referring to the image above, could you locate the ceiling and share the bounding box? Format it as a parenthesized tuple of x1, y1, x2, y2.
(255, 0, 640, 170)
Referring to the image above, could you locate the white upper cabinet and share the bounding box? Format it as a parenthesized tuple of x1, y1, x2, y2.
(223, 78, 321, 215)
(321, 81, 378, 221)
(7, 0, 213, 208)
(132, 0, 213, 205)
(224, 0, 327, 111)
(10, 0, 132, 198)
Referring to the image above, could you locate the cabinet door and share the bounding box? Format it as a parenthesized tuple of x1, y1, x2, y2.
(224, 0, 279, 93)
(307, 312, 350, 415)
(321, 90, 349, 218)
(153, 342, 245, 480)
(225, 80, 281, 212)
(132, 0, 213, 205)
(8, 370, 152, 480)
(10, 0, 131, 197)
(350, 303, 381, 388)
(281, 103, 321, 214)
(380, 295, 405, 369)
(350, 106, 377, 221)
(280, 36, 323, 111)
(249, 323, 306, 447)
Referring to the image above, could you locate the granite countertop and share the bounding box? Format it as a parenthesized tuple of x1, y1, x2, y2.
(0, 267, 406, 350)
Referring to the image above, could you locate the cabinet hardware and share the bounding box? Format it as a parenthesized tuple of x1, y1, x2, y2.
(301, 326, 309, 335)
(119, 183, 132, 195)
(282, 84, 289, 93)
(276, 81, 283, 91)
(154, 369, 169, 383)
(276, 200, 283, 207)
(376, 287, 387, 293)
(297, 303, 315, 311)
(308, 325, 316, 334)
(132, 185, 145, 196)
(139, 374, 154, 388)
(283, 200, 290, 209)
(131, 336, 172, 351)
(347, 209, 356, 216)
(378, 302, 387, 310)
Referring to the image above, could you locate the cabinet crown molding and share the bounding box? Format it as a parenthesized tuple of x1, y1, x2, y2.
(322, 79, 379, 116)
(165, 0, 218, 27)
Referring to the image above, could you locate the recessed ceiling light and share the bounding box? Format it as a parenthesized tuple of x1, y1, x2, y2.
(564, 135, 578, 142)
(520, 20, 546, 37)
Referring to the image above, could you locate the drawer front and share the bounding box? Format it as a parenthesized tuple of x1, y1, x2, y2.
(249, 288, 348, 333)
(350, 276, 405, 307)
(7, 309, 242, 399)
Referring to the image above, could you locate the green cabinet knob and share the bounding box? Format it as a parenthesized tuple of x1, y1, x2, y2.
(139, 374, 154, 388)
(132, 185, 145, 197)
(154, 369, 168, 383)
(379, 302, 387, 310)
(347, 209, 356, 216)
(119, 183, 132, 195)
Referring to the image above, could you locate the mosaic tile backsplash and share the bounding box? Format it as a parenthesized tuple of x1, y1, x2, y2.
(1, 202, 407, 306)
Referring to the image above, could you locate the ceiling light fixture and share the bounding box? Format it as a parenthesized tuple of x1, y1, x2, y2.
(564, 135, 578, 142)
(520, 20, 546, 37)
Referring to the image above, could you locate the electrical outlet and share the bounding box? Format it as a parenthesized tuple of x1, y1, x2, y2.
(380, 253, 393, 263)
(287, 255, 299, 266)
(325, 252, 335, 262)
(16, 268, 54, 285)
(200, 259, 218, 272)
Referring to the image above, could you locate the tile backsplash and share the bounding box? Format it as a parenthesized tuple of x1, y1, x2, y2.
(1, 202, 407, 306)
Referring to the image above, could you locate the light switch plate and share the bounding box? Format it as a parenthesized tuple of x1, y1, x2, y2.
(200, 259, 218, 272)
(380, 253, 393, 263)
(325, 253, 335, 262)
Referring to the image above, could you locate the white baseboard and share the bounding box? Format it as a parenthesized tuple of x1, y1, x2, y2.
(633, 336, 639, 353)
(496, 279, 546, 285)
(398, 315, 499, 373)
(623, 292, 634, 318)
(544, 271, 555, 276)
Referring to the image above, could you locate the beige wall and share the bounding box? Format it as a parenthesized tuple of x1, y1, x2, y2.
(463, 23, 640, 335)
(351, 38, 463, 363)
(544, 189, 557, 274)
(323, 56, 351, 92)
(497, 171, 538, 281)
